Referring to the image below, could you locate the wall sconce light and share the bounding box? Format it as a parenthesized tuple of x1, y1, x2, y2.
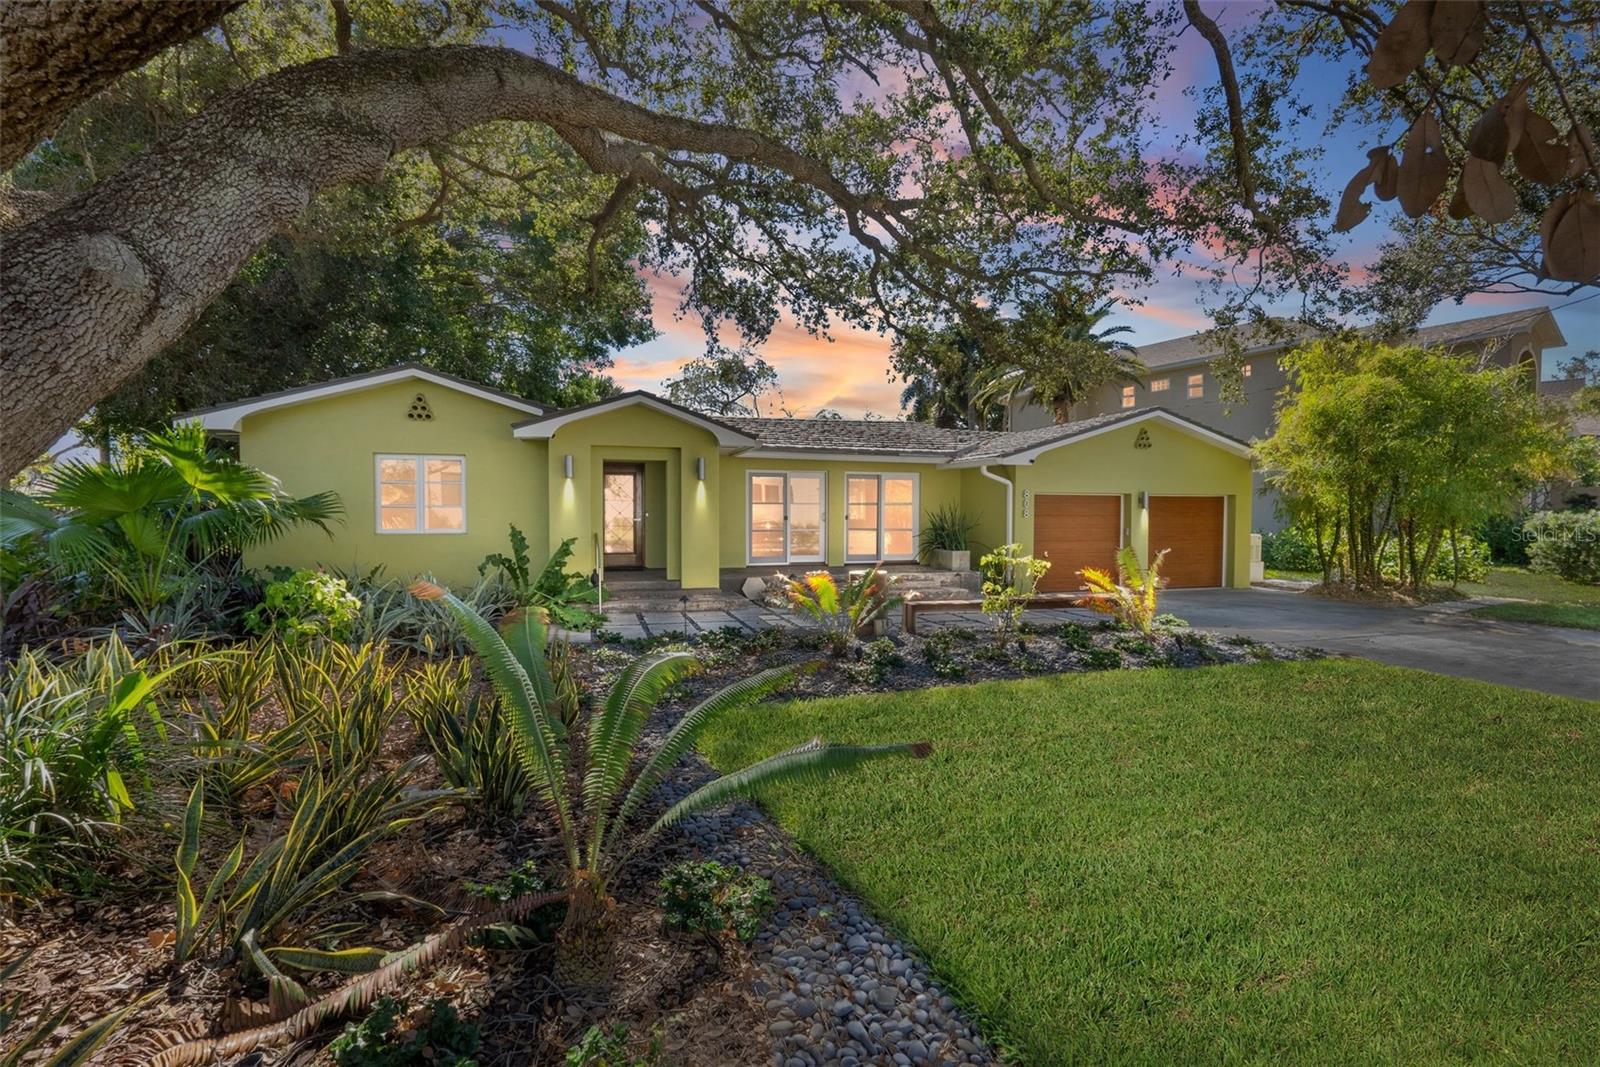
(1137, 490, 1148, 509)
(563, 454, 574, 479)
(695, 457, 706, 481)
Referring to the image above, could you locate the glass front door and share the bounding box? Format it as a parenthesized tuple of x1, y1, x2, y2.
(748, 472, 827, 564)
(603, 464, 645, 568)
(845, 474, 918, 561)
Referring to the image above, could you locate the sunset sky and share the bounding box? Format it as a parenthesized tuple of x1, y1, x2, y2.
(590, 9, 1598, 416)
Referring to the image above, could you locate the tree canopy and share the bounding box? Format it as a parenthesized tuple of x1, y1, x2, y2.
(0, 0, 1594, 477)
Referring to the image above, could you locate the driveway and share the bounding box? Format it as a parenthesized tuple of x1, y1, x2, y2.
(1160, 587, 1599, 702)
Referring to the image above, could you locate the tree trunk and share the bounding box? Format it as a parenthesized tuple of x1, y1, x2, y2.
(555, 870, 616, 1001)
(0, 44, 878, 479)
(1, 1, 241, 171)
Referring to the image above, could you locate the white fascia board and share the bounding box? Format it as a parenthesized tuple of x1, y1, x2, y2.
(954, 411, 1254, 466)
(733, 448, 953, 464)
(193, 369, 543, 431)
(511, 394, 756, 447)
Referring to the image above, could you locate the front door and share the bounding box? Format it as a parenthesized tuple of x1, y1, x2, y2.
(603, 464, 646, 568)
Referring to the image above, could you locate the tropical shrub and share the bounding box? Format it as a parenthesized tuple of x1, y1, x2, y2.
(565, 1024, 660, 1067)
(479, 527, 603, 630)
(245, 570, 361, 642)
(842, 637, 904, 684)
(978, 544, 1050, 648)
(0, 423, 340, 616)
(327, 997, 481, 1067)
(2, 637, 188, 904)
(1378, 530, 1491, 583)
(1260, 524, 1322, 573)
(917, 503, 978, 561)
(1478, 511, 1532, 566)
(404, 657, 529, 818)
(1078, 546, 1167, 636)
(920, 630, 965, 679)
(346, 569, 518, 657)
(411, 580, 930, 990)
(783, 567, 900, 653)
(659, 860, 773, 943)
(1524, 510, 1600, 584)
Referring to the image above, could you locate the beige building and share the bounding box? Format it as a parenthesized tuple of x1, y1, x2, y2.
(1009, 308, 1574, 530)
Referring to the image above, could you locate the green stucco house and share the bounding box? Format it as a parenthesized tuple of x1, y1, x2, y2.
(191, 364, 1257, 592)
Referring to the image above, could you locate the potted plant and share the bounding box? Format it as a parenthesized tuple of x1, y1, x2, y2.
(919, 503, 977, 571)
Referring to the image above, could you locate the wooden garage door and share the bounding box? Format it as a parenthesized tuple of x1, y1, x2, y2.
(1034, 494, 1121, 592)
(1148, 496, 1224, 588)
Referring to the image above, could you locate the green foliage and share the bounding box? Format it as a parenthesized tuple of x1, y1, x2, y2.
(842, 638, 905, 685)
(1078, 546, 1166, 636)
(658, 860, 774, 943)
(417, 583, 929, 916)
(479, 530, 603, 630)
(1523, 511, 1600, 585)
(1378, 531, 1490, 583)
(328, 997, 481, 1067)
(565, 1024, 659, 1067)
(1258, 340, 1569, 594)
(2, 637, 188, 904)
(920, 630, 966, 679)
(1261, 525, 1323, 573)
(345, 569, 519, 657)
(973, 292, 1144, 424)
(465, 858, 548, 903)
(403, 657, 529, 818)
(890, 322, 1005, 430)
(1477, 512, 1532, 567)
(245, 570, 361, 642)
(663, 347, 780, 416)
(783, 567, 901, 653)
(0, 424, 340, 616)
(918, 503, 979, 557)
(978, 544, 1050, 648)
(1077, 646, 1123, 671)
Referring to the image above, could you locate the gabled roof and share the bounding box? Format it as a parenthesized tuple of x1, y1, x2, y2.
(510, 391, 758, 447)
(949, 408, 1253, 465)
(722, 416, 1001, 457)
(1130, 306, 1565, 373)
(184, 363, 545, 431)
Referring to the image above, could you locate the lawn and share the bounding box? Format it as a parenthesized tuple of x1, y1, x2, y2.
(700, 660, 1600, 1064)
(1468, 601, 1600, 630)
(1458, 566, 1600, 606)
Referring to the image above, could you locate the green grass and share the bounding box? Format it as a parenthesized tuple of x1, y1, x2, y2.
(1458, 566, 1600, 606)
(701, 661, 1600, 1064)
(1468, 602, 1600, 630)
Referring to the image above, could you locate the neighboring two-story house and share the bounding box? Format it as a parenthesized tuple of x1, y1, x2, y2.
(1009, 307, 1573, 531)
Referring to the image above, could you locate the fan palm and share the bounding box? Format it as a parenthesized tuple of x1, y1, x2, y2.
(975, 293, 1144, 424)
(0, 423, 341, 613)
(410, 581, 931, 991)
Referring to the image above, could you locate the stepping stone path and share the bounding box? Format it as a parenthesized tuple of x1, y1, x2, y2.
(658, 752, 997, 1066)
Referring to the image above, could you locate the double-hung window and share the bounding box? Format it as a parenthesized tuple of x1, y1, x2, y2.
(1187, 373, 1205, 399)
(845, 474, 917, 561)
(1120, 385, 1136, 408)
(376, 455, 465, 533)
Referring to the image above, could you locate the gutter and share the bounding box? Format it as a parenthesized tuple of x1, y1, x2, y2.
(978, 465, 1013, 547)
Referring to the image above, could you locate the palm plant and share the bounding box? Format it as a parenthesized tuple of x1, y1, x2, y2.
(975, 292, 1144, 424)
(782, 567, 901, 653)
(0, 423, 341, 614)
(410, 580, 930, 991)
(1077, 546, 1168, 636)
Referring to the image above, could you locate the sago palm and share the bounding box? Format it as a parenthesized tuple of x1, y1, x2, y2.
(410, 581, 930, 991)
(0, 422, 341, 613)
(1077, 546, 1168, 636)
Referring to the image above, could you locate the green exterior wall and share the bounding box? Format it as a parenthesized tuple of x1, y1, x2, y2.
(238, 380, 545, 587)
(1008, 421, 1254, 588)
(236, 382, 1251, 592)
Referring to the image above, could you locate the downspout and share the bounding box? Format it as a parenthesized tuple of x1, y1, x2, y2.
(978, 465, 1013, 547)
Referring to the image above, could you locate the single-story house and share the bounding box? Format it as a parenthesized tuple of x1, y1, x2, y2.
(190, 364, 1256, 592)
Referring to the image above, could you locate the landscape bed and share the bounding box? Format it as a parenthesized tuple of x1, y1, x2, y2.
(699, 659, 1600, 1065)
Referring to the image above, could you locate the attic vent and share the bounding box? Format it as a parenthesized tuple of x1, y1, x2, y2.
(1134, 428, 1152, 449)
(406, 393, 434, 421)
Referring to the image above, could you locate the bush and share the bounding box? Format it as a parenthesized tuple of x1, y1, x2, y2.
(1077, 646, 1122, 671)
(1377, 531, 1491, 583)
(921, 630, 965, 678)
(659, 860, 774, 943)
(1524, 510, 1600, 584)
(1260, 525, 1323, 572)
(1478, 512, 1531, 566)
(245, 569, 360, 642)
(328, 997, 481, 1067)
(842, 637, 903, 684)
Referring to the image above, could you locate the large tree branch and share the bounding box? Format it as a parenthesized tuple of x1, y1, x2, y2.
(1183, 0, 1256, 209)
(0, 0, 241, 171)
(0, 44, 933, 477)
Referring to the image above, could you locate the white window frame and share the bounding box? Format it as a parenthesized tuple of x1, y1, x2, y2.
(1150, 378, 1170, 392)
(844, 472, 920, 562)
(1120, 385, 1136, 408)
(374, 453, 467, 535)
(745, 471, 828, 565)
(1187, 373, 1205, 399)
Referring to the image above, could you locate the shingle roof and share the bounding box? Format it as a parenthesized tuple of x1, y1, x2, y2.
(949, 411, 1135, 461)
(1131, 307, 1563, 371)
(722, 416, 1002, 455)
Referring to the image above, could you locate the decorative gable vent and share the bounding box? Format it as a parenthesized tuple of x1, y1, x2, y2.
(406, 393, 434, 421)
(1134, 428, 1152, 449)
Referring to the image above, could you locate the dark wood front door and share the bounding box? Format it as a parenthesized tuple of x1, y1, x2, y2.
(603, 464, 646, 568)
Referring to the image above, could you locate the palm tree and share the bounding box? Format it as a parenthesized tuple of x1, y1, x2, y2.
(891, 321, 1004, 429)
(411, 581, 930, 992)
(975, 292, 1144, 425)
(0, 422, 341, 613)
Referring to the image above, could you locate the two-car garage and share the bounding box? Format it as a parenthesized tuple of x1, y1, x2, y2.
(1032, 493, 1227, 590)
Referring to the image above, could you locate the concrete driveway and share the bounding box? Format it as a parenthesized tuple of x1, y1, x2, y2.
(1161, 587, 1599, 702)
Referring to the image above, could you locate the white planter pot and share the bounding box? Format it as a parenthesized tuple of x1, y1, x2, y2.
(930, 549, 970, 571)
